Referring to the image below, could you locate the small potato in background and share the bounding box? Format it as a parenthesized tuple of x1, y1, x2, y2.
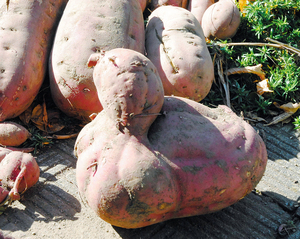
(0, 122, 31, 147)
(201, 0, 241, 40)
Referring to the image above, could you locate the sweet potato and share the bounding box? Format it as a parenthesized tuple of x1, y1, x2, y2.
(149, 0, 189, 9)
(75, 48, 268, 229)
(0, 122, 31, 147)
(201, 0, 241, 39)
(0, 185, 9, 205)
(0, 230, 16, 239)
(188, 0, 214, 25)
(139, 0, 150, 11)
(0, 0, 69, 122)
(49, 0, 145, 122)
(0, 147, 11, 162)
(145, 5, 214, 102)
(0, 146, 34, 153)
(0, 148, 40, 201)
(85, 49, 164, 132)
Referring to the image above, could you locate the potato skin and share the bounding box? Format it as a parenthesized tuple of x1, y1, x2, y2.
(149, 0, 189, 9)
(145, 6, 214, 102)
(0, 149, 40, 201)
(0, 122, 31, 147)
(49, 0, 145, 122)
(0, 0, 68, 122)
(0, 185, 9, 204)
(188, 0, 214, 25)
(139, 0, 150, 11)
(75, 49, 267, 229)
(75, 97, 267, 228)
(201, 0, 241, 39)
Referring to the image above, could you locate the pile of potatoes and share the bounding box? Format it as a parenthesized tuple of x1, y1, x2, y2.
(0, 0, 266, 230)
(0, 0, 241, 123)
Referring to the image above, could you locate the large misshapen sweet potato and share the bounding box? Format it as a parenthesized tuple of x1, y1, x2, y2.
(201, 0, 241, 40)
(145, 5, 214, 102)
(75, 48, 267, 229)
(0, 122, 31, 147)
(49, 0, 145, 122)
(0, 0, 69, 122)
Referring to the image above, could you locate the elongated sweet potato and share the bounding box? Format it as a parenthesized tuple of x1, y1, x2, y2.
(149, 0, 189, 9)
(0, 148, 40, 201)
(145, 5, 214, 102)
(75, 48, 268, 229)
(201, 0, 241, 39)
(139, 0, 150, 11)
(188, 0, 214, 25)
(0, 0, 69, 122)
(49, 0, 145, 122)
(0, 122, 31, 147)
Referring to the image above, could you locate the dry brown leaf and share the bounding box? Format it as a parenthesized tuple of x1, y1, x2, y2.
(274, 102, 300, 114)
(265, 112, 293, 126)
(226, 64, 266, 81)
(31, 104, 45, 130)
(245, 112, 268, 123)
(268, 110, 279, 116)
(42, 100, 48, 125)
(45, 133, 79, 140)
(256, 79, 273, 95)
(19, 105, 34, 125)
(46, 109, 65, 134)
(265, 102, 300, 126)
(31, 104, 65, 133)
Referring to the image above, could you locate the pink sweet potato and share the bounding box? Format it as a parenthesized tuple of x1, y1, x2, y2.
(0, 0, 69, 122)
(75, 48, 268, 229)
(145, 5, 214, 102)
(0, 230, 16, 239)
(149, 0, 189, 9)
(201, 0, 241, 39)
(188, 0, 214, 25)
(0, 148, 40, 201)
(0, 147, 11, 162)
(0, 122, 31, 147)
(139, 0, 150, 11)
(0, 185, 9, 205)
(49, 0, 145, 122)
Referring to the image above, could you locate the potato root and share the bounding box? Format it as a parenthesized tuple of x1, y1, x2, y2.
(145, 6, 214, 102)
(0, 0, 69, 122)
(0, 122, 31, 147)
(49, 0, 145, 122)
(75, 48, 267, 229)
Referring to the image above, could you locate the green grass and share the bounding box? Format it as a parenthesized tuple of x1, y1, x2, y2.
(203, 0, 300, 127)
